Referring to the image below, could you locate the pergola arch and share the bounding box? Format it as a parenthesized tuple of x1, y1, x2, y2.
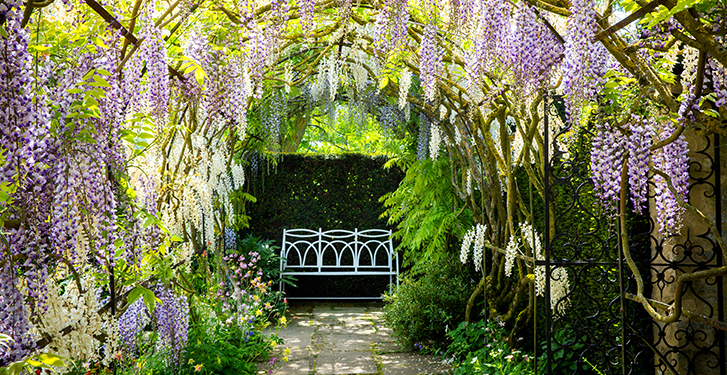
(3, 0, 726, 371)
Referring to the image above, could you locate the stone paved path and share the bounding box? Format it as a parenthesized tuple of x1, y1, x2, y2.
(257, 302, 452, 375)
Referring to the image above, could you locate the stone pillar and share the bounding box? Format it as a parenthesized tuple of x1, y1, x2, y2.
(650, 132, 726, 375)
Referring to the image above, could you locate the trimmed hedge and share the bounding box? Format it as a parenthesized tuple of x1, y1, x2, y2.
(243, 153, 404, 297)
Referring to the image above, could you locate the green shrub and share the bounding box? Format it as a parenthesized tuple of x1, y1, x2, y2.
(183, 325, 273, 375)
(446, 320, 534, 375)
(382, 255, 474, 350)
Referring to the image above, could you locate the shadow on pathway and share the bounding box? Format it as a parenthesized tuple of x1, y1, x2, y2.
(258, 302, 452, 375)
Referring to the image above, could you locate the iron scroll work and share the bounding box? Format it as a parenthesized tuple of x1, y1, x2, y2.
(278, 228, 400, 299)
(539, 95, 726, 375)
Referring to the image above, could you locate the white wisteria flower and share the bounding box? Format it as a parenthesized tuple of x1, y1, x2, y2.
(504, 235, 519, 277)
(460, 223, 488, 271)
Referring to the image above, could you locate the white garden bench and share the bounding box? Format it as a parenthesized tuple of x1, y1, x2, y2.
(279, 228, 400, 299)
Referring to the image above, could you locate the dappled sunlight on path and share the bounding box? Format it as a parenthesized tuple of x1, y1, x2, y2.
(258, 302, 451, 375)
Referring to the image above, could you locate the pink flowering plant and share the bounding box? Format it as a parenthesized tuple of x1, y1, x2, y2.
(173, 234, 287, 375)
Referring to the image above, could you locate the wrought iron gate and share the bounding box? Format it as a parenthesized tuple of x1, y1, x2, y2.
(539, 96, 726, 375)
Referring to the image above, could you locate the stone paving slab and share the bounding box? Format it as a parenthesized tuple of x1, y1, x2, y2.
(317, 325, 377, 335)
(279, 325, 315, 345)
(260, 302, 451, 375)
(315, 351, 378, 374)
(258, 358, 311, 375)
(321, 333, 375, 351)
(372, 341, 404, 354)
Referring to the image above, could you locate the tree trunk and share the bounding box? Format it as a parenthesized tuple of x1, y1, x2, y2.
(282, 112, 310, 153)
(465, 276, 485, 323)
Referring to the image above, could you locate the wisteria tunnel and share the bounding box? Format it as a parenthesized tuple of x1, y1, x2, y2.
(1, 0, 726, 374)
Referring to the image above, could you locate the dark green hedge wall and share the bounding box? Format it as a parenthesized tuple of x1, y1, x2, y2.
(243, 153, 405, 297)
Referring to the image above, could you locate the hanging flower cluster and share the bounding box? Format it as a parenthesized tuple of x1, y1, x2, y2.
(0, 264, 35, 363)
(1, 0, 138, 363)
(591, 116, 689, 234)
(398, 67, 411, 110)
(429, 121, 442, 159)
(40, 269, 118, 366)
(653, 124, 689, 235)
(420, 24, 443, 102)
(417, 113, 431, 161)
(372, 0, 409, 56)
(139, 0, 170, 120)
(153, 284, 189, 366)
(627, 116, 654, 212)
(460, 223, 487, 272)
(504, 235, 520, 278)
(118, 299, 151, 359)
(263, 92, 288, 148)
(300, 0, 317, 34)
(508, 2, 564, 96)
(470, 0, 509, 78)
(1, 3, 53, 358)
(562, 0, 609, 125)
(507, 222, 570, 316)
(591, 122, 626, 212)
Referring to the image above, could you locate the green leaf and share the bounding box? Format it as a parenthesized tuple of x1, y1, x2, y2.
(28, 45, 52, 52)
(127, 286, 144, 306)
(194, 68, 206, 86)
(34, 353, 66, 367)
(142, 215, 156, 228)
(240, 192, 257, 203)
(3, 361, 27, 375)
(93, 37, 109, 49)
(379, 77, 389, 89)
(142, 286, 161, 313)
(138, 132, 156, 140)
(671, 0, 699, 14)
(90, 75, 111, 88)
(83, 96, 100, 108)
(703, 109, 720, 118)
(181, 61, 195, 74)
(170, 235, 184, 242)
(82, 69, 95, 80)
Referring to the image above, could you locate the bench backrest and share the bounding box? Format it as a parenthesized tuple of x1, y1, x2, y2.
(280, 228, 396, 272)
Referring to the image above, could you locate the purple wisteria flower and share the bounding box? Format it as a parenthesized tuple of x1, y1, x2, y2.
(562, 0, 609, 125)
(1, 0, 54, 358)
(591, 122, 626, 213)
(627, 116, 653, 212)
(118, 298, 151, 359)
(0, 264, 36, 364)
(420, 24, 442, 102)
(139, 0, 170, 120)
(154, 284, 190, 366)
(373, 0, 409, 56)
(652, 123, 689, 235)
(300, 0, 317, 34)
(507, 2, 563, 95)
